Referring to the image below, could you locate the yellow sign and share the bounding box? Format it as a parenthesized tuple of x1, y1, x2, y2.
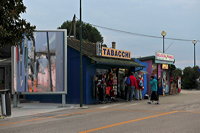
(101, 47, 131, 59)
(162, 64, 168, 69)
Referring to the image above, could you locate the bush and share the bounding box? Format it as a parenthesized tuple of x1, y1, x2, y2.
(182, 66, 200, 89)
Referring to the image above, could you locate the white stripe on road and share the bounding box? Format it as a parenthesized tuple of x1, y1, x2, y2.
(99, 104, 122, 109)
(124, 103, 138, 107)
(99, 103, 138, 109)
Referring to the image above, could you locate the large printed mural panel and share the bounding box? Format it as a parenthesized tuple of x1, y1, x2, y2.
(16, 31, 65, 93)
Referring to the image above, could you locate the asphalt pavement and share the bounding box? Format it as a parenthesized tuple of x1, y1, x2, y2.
(0, 90, 200, 133)
(0, 89, 199, 118)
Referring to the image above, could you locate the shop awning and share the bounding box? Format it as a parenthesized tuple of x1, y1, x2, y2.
(155, 60, 174, 65)
(89, 56, 144, 68)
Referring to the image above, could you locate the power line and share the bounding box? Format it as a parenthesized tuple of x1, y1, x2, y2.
(165, 42, 174, 52)
(74, 18, 200, 43)
(92, 24, 161, 39)
(91, 24, 200, 43)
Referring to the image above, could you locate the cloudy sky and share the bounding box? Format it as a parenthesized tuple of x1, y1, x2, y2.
(22, 0, 200, 69)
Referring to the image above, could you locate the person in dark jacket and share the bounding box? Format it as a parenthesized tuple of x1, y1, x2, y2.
(96, 75, 105, 103)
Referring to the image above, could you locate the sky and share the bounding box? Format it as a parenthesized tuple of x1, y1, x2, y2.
(22, 0, 200, 69)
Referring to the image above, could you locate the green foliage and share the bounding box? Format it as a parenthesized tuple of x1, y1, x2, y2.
(0, 0, 35, 47)
(172, 68, 182, 81)
(58, 20, 103, 43)
(182, 66, 200, 89)
(169, 64, 176, 71)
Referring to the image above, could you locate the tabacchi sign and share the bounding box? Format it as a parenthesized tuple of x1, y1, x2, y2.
(101, 47, 131, 59)
(155, 52, 174, 62)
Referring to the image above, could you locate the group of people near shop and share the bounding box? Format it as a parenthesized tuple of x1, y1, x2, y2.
(124, 73, 159, 104)
(95, 71, 159, 104)
(123, 72, 144, 101)
(95, 72, 118, 103)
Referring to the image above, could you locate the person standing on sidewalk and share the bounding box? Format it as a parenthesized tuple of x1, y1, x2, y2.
(148, 76, 159, 104)
(136, 75, 144, 100)
(129, 72, 138, 101)
(125, 74, 131, 101)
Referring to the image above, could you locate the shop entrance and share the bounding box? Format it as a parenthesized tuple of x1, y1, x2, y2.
(0, 67, 5, 90)
(94, 68, 129, 103)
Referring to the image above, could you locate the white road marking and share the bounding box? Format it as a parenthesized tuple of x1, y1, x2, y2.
(99, 104, 122, 109)
(124, 103, 138, 107)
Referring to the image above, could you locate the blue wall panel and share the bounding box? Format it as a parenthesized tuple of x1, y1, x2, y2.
(67, 47, 96, 104)
(85, 59, 96, 104)
(67, 47, 81, 104)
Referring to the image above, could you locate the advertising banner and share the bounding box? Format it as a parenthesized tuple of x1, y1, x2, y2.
(13, 30, 67, 94)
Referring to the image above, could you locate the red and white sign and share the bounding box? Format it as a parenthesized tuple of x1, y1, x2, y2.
(155, 52, 174, 62)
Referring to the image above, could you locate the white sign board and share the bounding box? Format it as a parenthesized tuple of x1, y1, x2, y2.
(155, 52, 174, 62)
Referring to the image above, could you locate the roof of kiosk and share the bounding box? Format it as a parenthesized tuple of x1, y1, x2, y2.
(68, 38, 143, 68)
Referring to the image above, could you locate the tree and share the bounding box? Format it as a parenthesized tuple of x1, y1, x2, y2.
(171, 68, 182, 81)
(182, 66, 200, 89)
(58, 20, 103, 43)
(0, 0, 35, 48)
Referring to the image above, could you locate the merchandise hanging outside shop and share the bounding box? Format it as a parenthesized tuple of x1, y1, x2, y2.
(94, 68, 131, 103)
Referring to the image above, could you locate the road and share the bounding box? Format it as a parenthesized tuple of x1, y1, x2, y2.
(0, 90, 200, 133)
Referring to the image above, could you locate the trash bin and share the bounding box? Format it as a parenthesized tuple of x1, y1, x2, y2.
(0, 89, 11, 116)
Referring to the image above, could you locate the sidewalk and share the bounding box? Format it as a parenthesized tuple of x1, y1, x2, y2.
(3, 90, 197, 119)
(1, 102, 80, 118)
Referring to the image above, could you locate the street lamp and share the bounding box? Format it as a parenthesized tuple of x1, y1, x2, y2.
(161, 31, 167, 53)
(192, 40, 197, 67)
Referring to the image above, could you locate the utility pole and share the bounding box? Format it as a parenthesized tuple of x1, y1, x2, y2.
(80, 0, 83, 107)
(68, 14, 76, 38)
(73, 14, 76, 38)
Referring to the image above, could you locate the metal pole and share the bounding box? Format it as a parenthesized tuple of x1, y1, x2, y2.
(80, 0, 83, 107)
(13, 93, 18, 107)
(62, 94, 66, 107)
(1, 94, 6, 116)
(64, 30, 67, 104)
(73, 14, 76, 38)
(163, 36, 165, 53)
(194, 43, 196, 67)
